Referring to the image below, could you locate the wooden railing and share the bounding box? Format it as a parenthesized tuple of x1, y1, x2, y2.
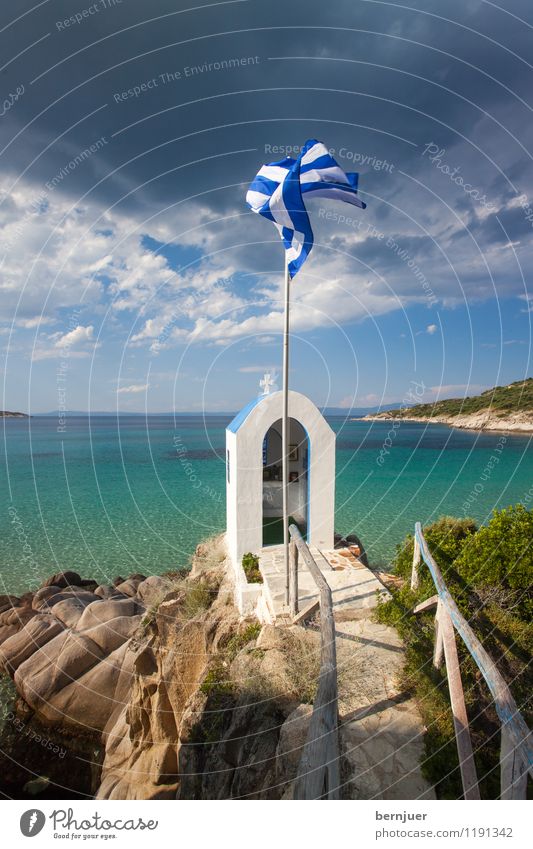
(288, 524, 340, 799)
(411, 521, 532, 800)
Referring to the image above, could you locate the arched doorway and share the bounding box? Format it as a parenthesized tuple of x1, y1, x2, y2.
(262, 417, 309, 546)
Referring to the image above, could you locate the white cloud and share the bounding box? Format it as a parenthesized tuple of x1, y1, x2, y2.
(54, 324, 94, 348)
(426, 324, 438, 334)
(116, 383, 149, 394)
(239, 365, 277, 373)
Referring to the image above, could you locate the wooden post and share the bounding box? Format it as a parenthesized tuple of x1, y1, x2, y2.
(414, 522, 532, 776)
(433, 600, 444, 669)
(290, 524, 340, 800)
(501, 725, 528, 799)
(440, 605, 480, 800)
(411, 537, 420, 590)
(289, 539, 299, 617)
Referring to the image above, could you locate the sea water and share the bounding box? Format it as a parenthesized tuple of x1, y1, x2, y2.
(1, 415, 531, 594)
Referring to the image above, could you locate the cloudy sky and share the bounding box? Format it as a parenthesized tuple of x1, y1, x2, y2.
(0, 0, 531, 413)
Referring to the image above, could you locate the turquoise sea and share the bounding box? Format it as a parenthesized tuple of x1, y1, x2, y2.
(1, 414, 532, 595)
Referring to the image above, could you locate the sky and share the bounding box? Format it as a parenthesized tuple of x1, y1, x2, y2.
(0, 0, 532, 413)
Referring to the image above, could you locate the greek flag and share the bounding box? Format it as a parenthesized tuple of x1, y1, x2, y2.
(246, 139, 366, 278)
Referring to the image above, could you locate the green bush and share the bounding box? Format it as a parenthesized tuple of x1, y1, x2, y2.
(182, 580, 213, 619)
(456, 504, 533, 617)
(375, 507, 533, 799)
(242, 552, 262, 584)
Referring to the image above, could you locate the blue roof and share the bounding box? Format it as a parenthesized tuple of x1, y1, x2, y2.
(226, 394, 268, 433)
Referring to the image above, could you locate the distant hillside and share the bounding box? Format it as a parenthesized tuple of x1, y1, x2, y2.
(363, 379, 533, 433)
(0, 411, 29, 418)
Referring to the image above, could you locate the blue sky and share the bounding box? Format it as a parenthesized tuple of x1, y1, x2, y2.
(1, 0, 531, 413)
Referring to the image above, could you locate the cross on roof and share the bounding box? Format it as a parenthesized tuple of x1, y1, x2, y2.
(259, 372, 275, 395)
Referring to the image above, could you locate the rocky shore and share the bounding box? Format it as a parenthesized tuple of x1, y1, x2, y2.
(0, 411, 29, 418)
(0, 538, 320, 799)
(361, 409, 533, 433)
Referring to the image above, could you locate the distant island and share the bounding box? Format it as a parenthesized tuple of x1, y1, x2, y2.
(360, 379, 533, 432)
(0, 411, 29, 418)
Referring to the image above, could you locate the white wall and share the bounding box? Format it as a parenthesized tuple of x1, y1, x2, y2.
(226, 390, 335, 570)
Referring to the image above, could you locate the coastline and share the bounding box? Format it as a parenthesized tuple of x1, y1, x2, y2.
(359, 411, 533, 433)
(0, 411, 29, 418)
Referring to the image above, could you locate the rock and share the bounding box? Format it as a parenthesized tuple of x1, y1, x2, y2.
(136, 576, 172, 606)
(0, 606, 36, 629)
(127, 573, 147, 583)
(0, 595, 20, 615)
(113, 576, 126, 587)
(14, 630, 106, 710)
(42, 571, 83, 589)
(94, 585, 118, 599)
(18, 592, 35, 608)
(50, 595, 100, 629)
(32, 586, 62, 610)
(0, 614, 65, 674)
(79, 579, 99, 591)
(33, 588, 99, 614)
(35, 639, 136, 731)
(23, 775, 51, 795)
(82, 615, 142, 654)
(0, 624, 25, 644)
(75, 598, 142, 631)
(275, 704, 312, 797)
(113, 579, 141, 598)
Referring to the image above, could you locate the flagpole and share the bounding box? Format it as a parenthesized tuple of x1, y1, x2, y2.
(282, 257, 290, 606)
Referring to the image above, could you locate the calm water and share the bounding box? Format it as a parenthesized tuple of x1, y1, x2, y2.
(1, 414, 531, 594)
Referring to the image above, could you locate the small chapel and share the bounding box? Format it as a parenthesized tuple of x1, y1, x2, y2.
(225, 376, 336, 574)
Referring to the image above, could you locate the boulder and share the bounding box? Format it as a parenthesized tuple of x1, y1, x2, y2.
(76, 598, 142, 632)
(136, 576, 172, 606)
(94, 585, 118, 599)
(14, 629, 105, 711)
(42, 571, 83, 589)
(113, 579, 141, 598)
(82, 615, 142, 654)
(0, 606, 36, 628)
(0, 624, 26, 644)
(33, 588, 99, 613)
(50, 595, 100, 629)
(0, 595, 20, 615)
(0, 614, 65, 674)
(32, 586, 62, 610)
(33, 639, 136, 731)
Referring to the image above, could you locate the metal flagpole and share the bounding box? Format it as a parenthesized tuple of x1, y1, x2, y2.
(282, 258, 290, 605)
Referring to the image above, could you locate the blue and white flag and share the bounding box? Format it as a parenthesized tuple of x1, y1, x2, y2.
(246, 139, 366, 278)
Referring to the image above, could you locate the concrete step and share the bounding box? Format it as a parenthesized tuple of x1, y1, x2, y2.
(257, 544, 390, 622)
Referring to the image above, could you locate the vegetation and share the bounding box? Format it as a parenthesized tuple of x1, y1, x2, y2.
(381, 378, 533, 420)
(196, 620, 263, 743)
(242, 552, 263, 583)
(181, 580, 213, 619)
(375, 508, 532, 798)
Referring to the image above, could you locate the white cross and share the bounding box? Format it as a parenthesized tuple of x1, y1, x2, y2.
(260, 372, 274, 395)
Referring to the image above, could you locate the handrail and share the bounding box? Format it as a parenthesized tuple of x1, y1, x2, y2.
(288, 523, 340, 799)
(412, 521, 532, 799)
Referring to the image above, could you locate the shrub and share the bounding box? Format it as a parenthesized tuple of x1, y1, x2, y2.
(375, 507, 533, 799)
(224, 622, 262, 661)
(181, 580, 213, 619)
(242, 552, 262, 584)
(456, 504, 533, 617)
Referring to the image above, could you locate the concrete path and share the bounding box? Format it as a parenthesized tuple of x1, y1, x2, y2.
(258, 544, 389, 622)
(257, 543, 436, 799)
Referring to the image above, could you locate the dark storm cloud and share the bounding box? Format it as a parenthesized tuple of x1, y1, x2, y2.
(1, 0, 532, 321)
(2, 0, 532, 208)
